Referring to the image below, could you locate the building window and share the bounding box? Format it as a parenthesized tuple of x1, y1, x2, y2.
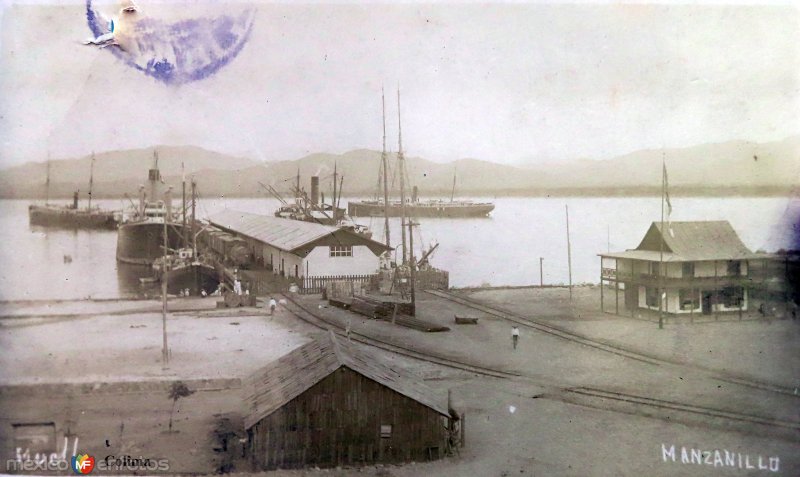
(679, 289, 699, 310)
(645, 287, 659, 307)
(727, 261, 741, 276)
(329, 245, 353, 257)
(721, 286, 744, 308)
(651, 262, 660, 277)
(380, 425, 392, 438)
(682, 263, 694, 278)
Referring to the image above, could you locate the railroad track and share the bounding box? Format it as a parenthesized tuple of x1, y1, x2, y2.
(279, 294, 519, 380)
(561, 387, 800, 433)
(280, 294, 800, 438)
(428, 289, 799, 398)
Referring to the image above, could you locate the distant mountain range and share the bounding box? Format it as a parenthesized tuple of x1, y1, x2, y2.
(1, 137, 798, 200)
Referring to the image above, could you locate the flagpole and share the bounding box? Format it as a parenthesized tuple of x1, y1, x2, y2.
(658, 152, 665, 330)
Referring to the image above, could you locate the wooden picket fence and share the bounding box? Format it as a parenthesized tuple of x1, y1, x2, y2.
(301, 274, 377, 295)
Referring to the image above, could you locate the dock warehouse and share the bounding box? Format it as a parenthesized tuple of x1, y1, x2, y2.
(243, 332, 459, 470)
(598, 221, 770, 317)
(207, 210, 391, 282)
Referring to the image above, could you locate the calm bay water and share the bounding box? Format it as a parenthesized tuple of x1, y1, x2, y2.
(0, 196, 796, 301)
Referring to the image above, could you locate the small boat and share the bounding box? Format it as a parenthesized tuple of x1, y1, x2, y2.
(152, 248, 220, 296)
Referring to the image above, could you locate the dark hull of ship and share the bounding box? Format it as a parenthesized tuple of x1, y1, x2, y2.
(163, 263, 220, 296)
(116, 221, 186, 265)
(347, 201, 495, 218)
(28, 205, 118, 229)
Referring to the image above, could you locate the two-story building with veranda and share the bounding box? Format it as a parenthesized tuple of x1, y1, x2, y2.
(208, 210, 391, 287)
(599, 221, 768, 317)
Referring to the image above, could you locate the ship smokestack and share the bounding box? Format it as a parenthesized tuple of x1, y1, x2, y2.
(311, 176, 320, 205)
(72, 191, 79, 209)
(412, 186, 418, 203)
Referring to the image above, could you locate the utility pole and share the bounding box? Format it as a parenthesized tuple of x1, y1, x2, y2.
(162, 188, 171, 366)
(408, 220, 416, 316)
(566, 205, 573, 301)
(658, 152, 666, 330)
(540, 257, 544, 287)
(381, 88, 391, 249)
(397, 87, 407, 265)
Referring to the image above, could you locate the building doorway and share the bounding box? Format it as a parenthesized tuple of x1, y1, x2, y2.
(702, 292, 713, 315)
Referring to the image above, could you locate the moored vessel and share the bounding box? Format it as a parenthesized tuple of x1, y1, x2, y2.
(115, 150, 185, 265)
(28, 154, 120, 229)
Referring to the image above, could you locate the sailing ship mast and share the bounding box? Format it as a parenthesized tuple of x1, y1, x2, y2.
(88, 152, 95, 210)
(45, 156, 51, 206)
(397, 87, 407, 265)
(450, 168, 457, 202)
(182, 162, 188, 247)
(381, 88, 391, 249)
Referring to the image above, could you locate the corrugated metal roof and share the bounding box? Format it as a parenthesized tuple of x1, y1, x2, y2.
(207, 210, 343, 252)
(600, 221, 763, 261)
(242, 331, 450, 429)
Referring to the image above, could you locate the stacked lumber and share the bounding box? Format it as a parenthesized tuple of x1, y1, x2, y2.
(393, 315, 450, 332)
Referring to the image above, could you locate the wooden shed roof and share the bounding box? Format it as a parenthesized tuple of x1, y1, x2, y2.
(208, 210, 391, 255)
(243, 331, 450, 429)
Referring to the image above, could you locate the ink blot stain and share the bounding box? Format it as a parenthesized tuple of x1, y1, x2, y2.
(86, 0, 256, 85)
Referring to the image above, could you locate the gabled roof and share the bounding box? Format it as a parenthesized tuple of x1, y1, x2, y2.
(600, 221, 764, 262)
(242, 332, 450, 429)
(207, 210, 390, 254)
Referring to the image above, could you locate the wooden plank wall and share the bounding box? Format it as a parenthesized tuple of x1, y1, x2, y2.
(249, 367, 449, 470)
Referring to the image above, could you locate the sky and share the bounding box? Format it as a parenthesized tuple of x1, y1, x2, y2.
(0, 1, 798, 167)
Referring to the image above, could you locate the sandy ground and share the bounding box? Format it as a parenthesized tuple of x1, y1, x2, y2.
(0, 298, 310, 384)
(463, 286, 800, 388)
(1, 290, 798, 476)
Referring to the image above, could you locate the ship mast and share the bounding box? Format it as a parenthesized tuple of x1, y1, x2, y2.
(333, 161, 338, 215)
(88, 152, 95, 210)
(182, 162, 188, 248)
(45, 156, 51, 206)
(191, 178, 197, 258)
(451, 168, 457, 202)
(381, 88, 391, 249)
(397, 87, 407, 265)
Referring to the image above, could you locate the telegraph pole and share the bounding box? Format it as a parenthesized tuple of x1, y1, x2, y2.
(566, 205, 573, 301)
(162, 189, 170, 366)
(539, 257, 544, 287)
(408, 220, 416, 316)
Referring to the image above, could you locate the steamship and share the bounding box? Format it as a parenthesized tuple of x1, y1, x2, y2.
(115, 151, 185, 265)
(347, 186, 495, 218)
(28, 154, 120, 229)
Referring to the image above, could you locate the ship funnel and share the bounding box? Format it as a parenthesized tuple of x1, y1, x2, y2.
(311, 176, 320, 205)
(73, 191, 79, 209)
(412, 186, 418, 203)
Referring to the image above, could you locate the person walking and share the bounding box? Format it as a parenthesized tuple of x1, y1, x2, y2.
(268, 297, 277, 316)
(511, 326, 520, 350)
